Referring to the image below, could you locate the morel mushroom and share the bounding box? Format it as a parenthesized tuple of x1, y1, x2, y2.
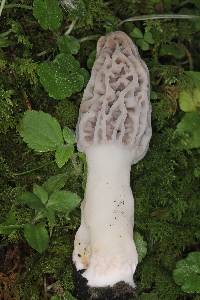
(73, 31, 152, 288)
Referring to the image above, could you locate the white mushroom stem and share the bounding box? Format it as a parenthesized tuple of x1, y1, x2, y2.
(73, 144, 138, 287)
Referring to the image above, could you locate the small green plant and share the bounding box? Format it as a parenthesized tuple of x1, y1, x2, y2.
(176, 71, 200, 149)
(173, 252, 200, 293)
(130, 26, 155, 51)
(0, 173, 80, 253)
(19, 110, 76, 168)
(37, 53, 87, 99)
(179, 71, 200, 112)
(134, 232, 147, 263)
(33, 0, 63, 31)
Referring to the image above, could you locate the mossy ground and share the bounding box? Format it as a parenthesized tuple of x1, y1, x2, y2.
(0, 0, 200, 299)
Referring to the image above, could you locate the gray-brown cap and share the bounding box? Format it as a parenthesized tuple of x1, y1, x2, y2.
(76, 31, 152, 164)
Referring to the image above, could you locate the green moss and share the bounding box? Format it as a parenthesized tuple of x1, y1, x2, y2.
(55, 100, 79, 129)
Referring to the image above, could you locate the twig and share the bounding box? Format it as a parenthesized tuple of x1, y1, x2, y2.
(4, 4, 32, 10)
(181, 44, 193, 70)
(118, 14, 199, 26)
(36, 50, 49, 57)
(43, 276, 47, 300)
(79, 34, 101, 43)
(22, 90, 32, 110)
(0, 0, 6, 17)
(65, 18, 77, 35)
(12, 161, 54, 176)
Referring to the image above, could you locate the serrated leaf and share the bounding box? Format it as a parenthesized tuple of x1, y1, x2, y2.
(131, 27, 143, 39)
(176, 112, 200, 149)
(173, 252, 200, 293)
(33, 184, 48, 204)
(24, 224, 49, 253)
(134, 232, 147, 263)
(47, 190, 80, 214)
(57, 35, 80, 54)
(63, 127, 76, 144)
(43, 174, 66, 194)
(55, 144, 74, 168)
(19, 110, 63, 152)
(144, 31, 154, 44)
(179, 89, 200, 112)
(33, 0, 63, 31)
(37, 53, 85, 100)
(18, 192, 45, 210)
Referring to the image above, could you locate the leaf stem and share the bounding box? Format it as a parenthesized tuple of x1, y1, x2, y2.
(118, 14, 200, 26)
(12, 161, 55, 177)
(0, 0, 6, 17)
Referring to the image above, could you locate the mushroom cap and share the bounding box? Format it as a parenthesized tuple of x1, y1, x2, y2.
(76, 31, 152, 164)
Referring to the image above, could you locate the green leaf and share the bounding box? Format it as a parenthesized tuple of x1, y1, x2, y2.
(87, 50, 96, 69)
(0, 212, 20, 235)
(80, 68, 90, 86)
(64, 291, 77, 300)
(131, 27, 143, 39)
(137, 39, 149, 51)
(19, 110, 63, 152)
(186, 71, 200, 89)
(55, 144, 74, 168)
(134, 232, 147, 263)
(173, 252, 200, 293)
(0, 224, 21, 235)
(159, 44, 185, 60)
(60, 0, 86, 19)
(47, 190, 81, 214)
(18, 192, 45, 210)
(44, 208, 56, 236)
(144, 31, 154, 44)
(0, 37, 12, 48)
(33, 184, 48, 204)
(24, 224, 49, 253)
(51, 296, 61, 300)
(57, 35, 80, 55)
(43, 174, 66, 194)
(179, 89, 200, 112)
(63, 127, 76, 144)
(33, 0, 63, 31)
(176, 112, 200, 149)
(37, 53, 85, 100)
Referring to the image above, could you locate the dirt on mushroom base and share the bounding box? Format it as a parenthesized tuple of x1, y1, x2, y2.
(74, 269, 137, 300)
